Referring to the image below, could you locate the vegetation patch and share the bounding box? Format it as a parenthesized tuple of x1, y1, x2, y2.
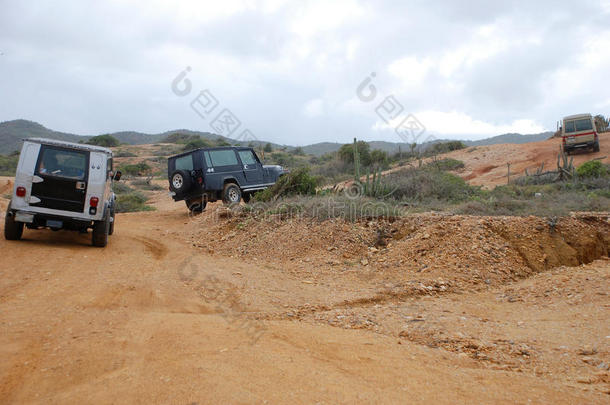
(86, 134, 120, 147)
(113, 182, 155, 212)
(0, 152, 19, 176)
(254, 168, 320, 202)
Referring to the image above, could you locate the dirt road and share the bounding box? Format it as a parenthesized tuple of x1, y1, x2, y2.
(1, 188, 609, 403)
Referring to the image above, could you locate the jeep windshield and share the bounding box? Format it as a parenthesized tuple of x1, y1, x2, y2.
(36, 146, 88, 180)
(564, 118, 593, 134)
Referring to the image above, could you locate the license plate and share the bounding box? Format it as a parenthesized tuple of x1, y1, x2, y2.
(568, 137, 575, 141)
(46, 219, 63, 228)
(15, 212, 34, 223)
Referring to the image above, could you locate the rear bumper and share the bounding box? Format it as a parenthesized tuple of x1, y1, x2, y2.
(564, 140, 596, 150)
(8, 208, 94, 230)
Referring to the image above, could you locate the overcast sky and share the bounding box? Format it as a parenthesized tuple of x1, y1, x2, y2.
(1, 0, 610, 145)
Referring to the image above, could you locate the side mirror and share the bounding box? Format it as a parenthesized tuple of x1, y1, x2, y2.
(113, 171, 122, 181)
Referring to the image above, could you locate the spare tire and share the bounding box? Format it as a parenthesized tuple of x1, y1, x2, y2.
(170, 170, 192, 194)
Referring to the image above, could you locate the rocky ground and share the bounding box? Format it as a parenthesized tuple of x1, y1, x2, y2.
(0, 170, 609, 403)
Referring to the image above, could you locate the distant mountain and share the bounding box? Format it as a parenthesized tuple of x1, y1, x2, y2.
(301, 132, 555, 156)
(0, 119, 555, 156)
(0, 120, 84, 154)
(465, 132, 553, 146)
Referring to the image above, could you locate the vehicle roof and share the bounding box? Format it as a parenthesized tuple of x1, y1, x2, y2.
(25, 138, 113, 155)
(563, 113, 592, 120)
(168, 145, 254, 159)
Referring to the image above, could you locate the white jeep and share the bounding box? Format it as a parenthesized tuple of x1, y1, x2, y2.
(4, 138, 122, 247)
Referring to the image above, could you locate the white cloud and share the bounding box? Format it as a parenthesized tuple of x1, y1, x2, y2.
(373, 110, 545, 139)
(303, 98, 325, 117)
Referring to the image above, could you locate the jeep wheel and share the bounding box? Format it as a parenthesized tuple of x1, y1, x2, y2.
(186, 198, 207, 215)
(593, 140, 600, 152)
(108, 206, 115, 235)
(4, 208, 24, 241)
(170, 170, 192, 194)
(92, 213, 110, 247)
(222, 183, 241, 205)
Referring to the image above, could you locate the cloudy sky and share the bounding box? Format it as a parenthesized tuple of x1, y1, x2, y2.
(1, 0, 610, 145)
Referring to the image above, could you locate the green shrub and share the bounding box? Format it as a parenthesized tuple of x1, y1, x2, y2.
(114, 149, 137, 157)
(385, 167, 477, 202)
(425, 141, 466, 156)
(119, 162, 152, 176)
(115, 191, 155, 213)
(183, 138, 212, 151)
(0, 152, 19, 176)
(254, 168, 320, 201)
(426, 158, 465, 171)
(86, 135, 120, 147)
(131, 179, 164, 191)
(576, 160, 607, 178)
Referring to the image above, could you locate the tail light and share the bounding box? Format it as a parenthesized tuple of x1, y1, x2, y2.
(16, 187, 26, 197)
(90, 197, 99, 207)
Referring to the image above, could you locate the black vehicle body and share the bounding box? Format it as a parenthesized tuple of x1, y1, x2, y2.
(167, 147, 285, 211)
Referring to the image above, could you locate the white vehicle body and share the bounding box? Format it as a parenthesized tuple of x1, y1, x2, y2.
(5, 138, 118, 247)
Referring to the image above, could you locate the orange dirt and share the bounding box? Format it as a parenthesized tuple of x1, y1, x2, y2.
(1, 184, 609, 403)
(443, 133, 610, 187)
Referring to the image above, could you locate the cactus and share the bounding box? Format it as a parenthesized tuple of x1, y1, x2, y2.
(353, 137, 360, 181)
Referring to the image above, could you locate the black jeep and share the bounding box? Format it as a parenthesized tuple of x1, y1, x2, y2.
(167, 146, 286, 213)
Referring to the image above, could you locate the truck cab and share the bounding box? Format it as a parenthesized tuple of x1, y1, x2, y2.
(4, 138, 121, 247)
(562, 114, 600, 154)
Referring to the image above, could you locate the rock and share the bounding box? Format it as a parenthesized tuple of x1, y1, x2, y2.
(422, 233, 430, 239)
(578, 348, 598, 356)
(360, 258, 369, 266)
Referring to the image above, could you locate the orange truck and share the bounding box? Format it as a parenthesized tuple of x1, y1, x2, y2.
(562, 113, 600, 154)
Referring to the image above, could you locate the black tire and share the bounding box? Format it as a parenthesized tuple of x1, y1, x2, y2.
(186, 198, 207, 215)
(92, 212, 110, 247)
(242, 193, 251, 203)
(108, 206, 115, 236)
(169, 170, 192, 194)
(222, 183, 241, 205)
(4, 208, 24, 241)
(593, 141, 600, 152)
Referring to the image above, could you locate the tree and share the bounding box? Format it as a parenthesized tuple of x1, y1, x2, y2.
(338, 141, 371, 166)
(594, 114, 609, 133)
(290, 146, 305, 156)
(370, 149, 389, 166)
(183, 138, 211, 151)
(86, 134, 120, 147)
(264, 143, 273, 152)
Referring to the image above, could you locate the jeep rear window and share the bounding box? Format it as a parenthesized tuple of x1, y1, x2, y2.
(565, 119, 593, 134)
(208, 150, 238, 167)
(175, 155, 194, 171)
(238, 150, 257, 165)
(37, 147, 88, 180)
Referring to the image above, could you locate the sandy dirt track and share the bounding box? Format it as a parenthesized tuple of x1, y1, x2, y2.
(1, 182, 609, 403)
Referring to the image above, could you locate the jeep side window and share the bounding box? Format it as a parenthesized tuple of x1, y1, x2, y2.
(208, 150, 239, 167)
(238, 150, 257, 166)
(175, 155, 194, 171)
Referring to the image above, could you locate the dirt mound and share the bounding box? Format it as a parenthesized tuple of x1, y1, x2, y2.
(186, 210, 610, 291)
(444, 134, 610, 187)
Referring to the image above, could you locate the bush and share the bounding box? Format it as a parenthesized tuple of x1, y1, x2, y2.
(0, 152, 19, 176)
(426, 158, 465, 171)
(114, 149, 137, 157)
(115, 191, 155, 213)
(254, 168, 320, 201)
(183, 138, 212, 151)
(119, 162, 152, 177)
(385, 167, 477, 203)
(163, 133, 199, 144)
(131, 179, 164, 191)
(576, 160, 607, 178)
(86, 135, 120, 147)
(425, 141, 466, 156)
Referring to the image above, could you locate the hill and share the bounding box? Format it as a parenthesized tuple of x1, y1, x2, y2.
(0, 120, 84, 154)
(0, 119, 554, 156)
